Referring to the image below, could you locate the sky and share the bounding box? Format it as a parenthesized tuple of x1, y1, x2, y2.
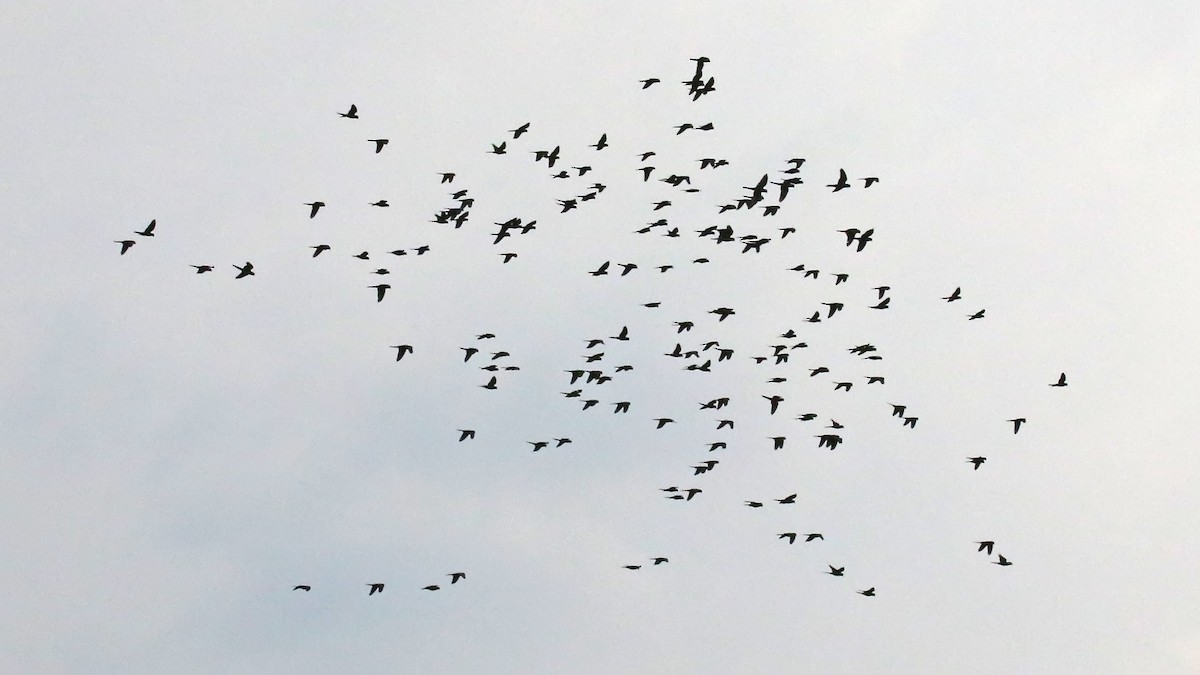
(3, 2, 1200, 673)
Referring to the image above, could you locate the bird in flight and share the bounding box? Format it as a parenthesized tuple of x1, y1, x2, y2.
(457, 429, 475, 442)
(367, 583, 384, 595)
(423, 585, 440, 591)
(305, 202, 325, 218)
(510, 122, 530, 138)
(190, 265, 213, 273)
(804, 533, 824, 542)
(1008, 418, 1026, 434)
(858, 587, 876, 597)
(640, 78, 660, 88)
(391, 344, 414, 361)
(591, 133, 608, 150)
(779, 532, 797, 544)
(976, 541, 995, 554)
(369, 139, 389, 153)
(448, 572, 466, 583)
(1050, 373, 1068, 387)
(370, 284, 390, 302)
(135, 220, 156, 236)
(338, 104, 358, 118)
(115, 240, 135, 255)
(233, 262, 255, 278)
(968, 309, 986, 320)
(763, 395, 784, 415)
(827, 566, 845, 577)
(968, 456, 987, 470)
(775, 493, 797, 504)
(828, 169, 851, 192)
(293, 585, 311, 591)
(993, 554, 1013, 566)
(943, 287, 962, 302)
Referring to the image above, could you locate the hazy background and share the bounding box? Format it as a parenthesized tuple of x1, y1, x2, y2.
(3, 2, 1199, 673)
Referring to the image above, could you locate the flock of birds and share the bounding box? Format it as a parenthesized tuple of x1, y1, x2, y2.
(111, 58, 1068, 598)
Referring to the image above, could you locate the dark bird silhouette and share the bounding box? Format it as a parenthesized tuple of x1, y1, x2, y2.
(902, 416, 918, 428)
(828, 169, 851, 192)
(968, 456, 987, 470)
(591, 133, 608, 150)
(833, 381, 853, 392)
(554, 438, 572, 447)
(191, 265, 213, 273)
(480, 376, 498, 390)
(370, 200, 389, 207)
(684, 488, 702, 500)
(490, 141, 507, 154)
(370, 284, 390, 302)
(1008, 418, 1026, 434)
(870, 297, 891, 310)
(776, 493, 797, 504)
(589, 261, 610, 276)
(809, 367, 829, 377)
(369, 139, 389, 153)
(338, 104, 358, 118)
(367, 583, 384, 595)
(654, 418, 674, 429)
(652, 557, 669, 565)
(234, 262, 255, 278)
(448, 572, 466, 584)
(457, 429, 475, 442)
(710, 307, 735, 321)
(770, 436, 786, 450)
(135, 220, 156, 236)
(968, 309, 986, 320)
(858, 588, 876, 597)
(1050, 373, 1068, 387)
(439, 172, 455, 184)
(779, 532, 797, 544)
(423, 585, 440, 591)
(993, 554, 1013, 566)
(613, 401, 631, 414)
(293, 585, 311, 591)
(784, 158, 806, 173)
(717, 419, 734, 430)
(804, 533, 824, 542)
(115, 240, 135, 254)
(461, 347, 479, 362)
(763, 395, 784, 415)
(305, 202, 325, 218)
(624, 565, 641, 570)
(862, 177, 880, 187)
(529, 441, 549, 452)
(353, 251, 370, 260)
(816, 434, 843, 450)
(745, 501, 764, 508)
(943, 287, 962, 302)
(827, 566, 845, 576)
(976, 541, 995, 555)
(510, 122, 530, 138)
(500, 253, 518, 263)
(391, 344, 414, 361)
(640, 78, 660, 88)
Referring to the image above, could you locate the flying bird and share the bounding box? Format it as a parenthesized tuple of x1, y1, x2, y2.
(367, 583, 384, 595)
(976, 541, 995, 555)
(233, 262, 255, 278)
(1008, 418, 1026, 434)
(293, 585, 311, 591)
(993, 554, 1013, 566)
(190, 265, 213, 273)
(115, 240, 135, 255)
(135, 220, 156, 236)
(943, 287, 962, 302)
(510, 122, 530, 138)
(369, 139, 389, 153)
(338, 104, 358, 118)
(858, 588, 876, 597)
(827, 566, 845, 577)
(448, 572, 466, 583)
(968, 456, 987, 470)
(391, 344, 413, 361)
(370, 284, 390, 302)
(457, 429, 475, 442)
(305, 202, 325, 218)
(1050, 373, 1068, 387)
(828, 169, 851, 192)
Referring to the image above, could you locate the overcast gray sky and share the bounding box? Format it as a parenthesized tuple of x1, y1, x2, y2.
(4, 2, 1200, 673)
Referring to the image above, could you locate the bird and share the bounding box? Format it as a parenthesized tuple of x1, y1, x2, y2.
(554, 438, 572, 447)
(763, 395, 784, 415)
(828, 169, 851, 191)
(804, 533, 824, 542)
(976, 541, 995, 555)
(115, 240, 135, 255)
(439, 172, 455, 183)
(1008, 418, 1026, 434)
(367, 583, 384, 595)
(640, 78, 660, 88)
(993, 554, 1013, 566)
(305, 202, 325, 218)
(776, 493, 797, 504)
(369, 139, 389, 153)
(528, 441, 548, 452)
(423, 585, 440, 591)
(862, 177, 880, 187)
(490, 141, 507, 154)
(858, 588, 876, 597)
(745, 501, 764, 508)
(370, 200, 389, 207)
(1050, 373, 1068, 387)
(233, 262, 254, 278)
(943, 287, 962, 302)
(370, 284, 390, 302)
(591, 133, 608, 150)
(135, 220, 156, 236)
(190, 265, 213, 273)
(770, 436, 786, 450)
(779, 532, 797, 544)
(391, 345, 413, 361)
(827, 566, 845, 577)
(293, 585, 311, 591)
(510, 122, 530, 138)
(457, 429, 475, 442)
(480, 376, 498, 390)
(448, 572, 467, 583)
(870, 298, 891, 310)
(684, 488, 702, 500)
(968, 309, 986, 320)
(338, 104, 358, 118)
(624, 565, 641, 570)
(652, 557, 668, 565)
(653, 418, 674, 429)
(589, 261, 610, 276)
(968, 456, 987, 470)
(613, 401, 631, 413)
